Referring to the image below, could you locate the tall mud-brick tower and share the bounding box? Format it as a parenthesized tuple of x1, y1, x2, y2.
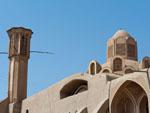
(7, 27, 33, 113)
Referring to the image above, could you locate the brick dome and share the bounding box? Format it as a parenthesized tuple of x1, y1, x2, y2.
(107, 30, 138, 62)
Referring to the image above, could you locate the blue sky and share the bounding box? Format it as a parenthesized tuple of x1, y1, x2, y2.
(0, 0, 150, 99)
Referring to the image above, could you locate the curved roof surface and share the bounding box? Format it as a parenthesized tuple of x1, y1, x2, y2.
(112, 29, 131, 39)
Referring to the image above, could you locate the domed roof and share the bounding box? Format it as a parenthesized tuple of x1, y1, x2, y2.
(112, 29, 131, 39)
(107, 29, 136, 45)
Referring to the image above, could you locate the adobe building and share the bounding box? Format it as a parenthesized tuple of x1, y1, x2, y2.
(0, 27, 150, 113)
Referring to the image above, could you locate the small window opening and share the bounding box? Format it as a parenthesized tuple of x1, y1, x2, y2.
(90, 63, 95, 75)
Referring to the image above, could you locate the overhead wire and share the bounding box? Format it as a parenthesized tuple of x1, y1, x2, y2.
(0, 50, 54, 98)
(0, 51, 55, 55)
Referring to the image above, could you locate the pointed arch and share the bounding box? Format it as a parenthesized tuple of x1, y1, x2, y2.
(139, 95, 148, 113)
(111, 80, 149, 113)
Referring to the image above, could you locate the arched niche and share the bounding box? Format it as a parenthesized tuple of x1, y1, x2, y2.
(111, 81, 149, 113)
(141, 57, 150, 69)
(102, 69, 110, 73)
(90, 62, 95, 75)
(127, 38, 137, 59)
(89, 61, 102, 75)
(113, 58, 123, 71)
(60, 79, 88, 99)
(124, 68, 133, 74)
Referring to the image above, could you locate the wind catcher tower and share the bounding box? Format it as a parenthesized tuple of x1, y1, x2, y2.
(7, 27, 33, 113)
